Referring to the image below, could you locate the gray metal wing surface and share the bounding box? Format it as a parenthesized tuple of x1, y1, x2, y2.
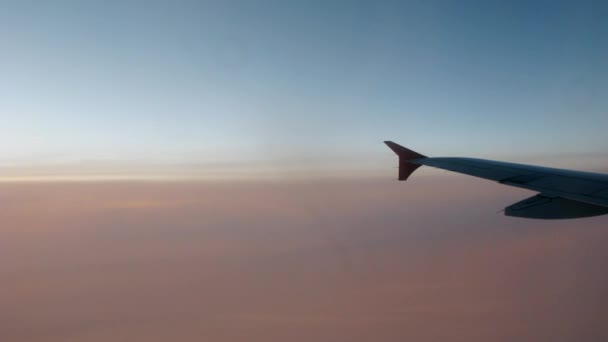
(385, 141, 608, 219)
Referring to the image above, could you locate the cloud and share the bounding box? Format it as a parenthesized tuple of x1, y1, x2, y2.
(1, 176, 607, 341)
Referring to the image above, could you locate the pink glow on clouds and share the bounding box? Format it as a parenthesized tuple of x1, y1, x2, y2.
(1, 176, 607, 341)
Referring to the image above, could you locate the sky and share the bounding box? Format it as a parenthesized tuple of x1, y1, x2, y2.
(1, 2, 608, 341)
(0, 0, 607, 180)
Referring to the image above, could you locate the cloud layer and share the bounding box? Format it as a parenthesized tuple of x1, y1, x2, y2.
(1, 176, 607, 341)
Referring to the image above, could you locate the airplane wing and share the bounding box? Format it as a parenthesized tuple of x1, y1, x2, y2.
(385, 141, 608, 219)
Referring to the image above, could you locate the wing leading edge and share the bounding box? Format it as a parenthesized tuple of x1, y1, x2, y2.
(384, 141, 608, 219)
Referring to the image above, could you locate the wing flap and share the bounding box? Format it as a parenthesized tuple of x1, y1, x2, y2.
(505, 194, 608, 219)
(503, 175, 607, 195)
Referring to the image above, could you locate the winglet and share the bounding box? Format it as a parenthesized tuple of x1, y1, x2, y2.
(384, 141, 427, 181)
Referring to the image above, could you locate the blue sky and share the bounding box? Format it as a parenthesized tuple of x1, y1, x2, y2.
(0, 1, 606, 178)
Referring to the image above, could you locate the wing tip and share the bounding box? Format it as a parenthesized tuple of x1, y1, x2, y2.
(384, 141, 426, 181)
(384, 141, 426, 160)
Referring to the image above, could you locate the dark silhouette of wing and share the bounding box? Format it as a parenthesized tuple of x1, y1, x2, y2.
(385, 141, 608, 219)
